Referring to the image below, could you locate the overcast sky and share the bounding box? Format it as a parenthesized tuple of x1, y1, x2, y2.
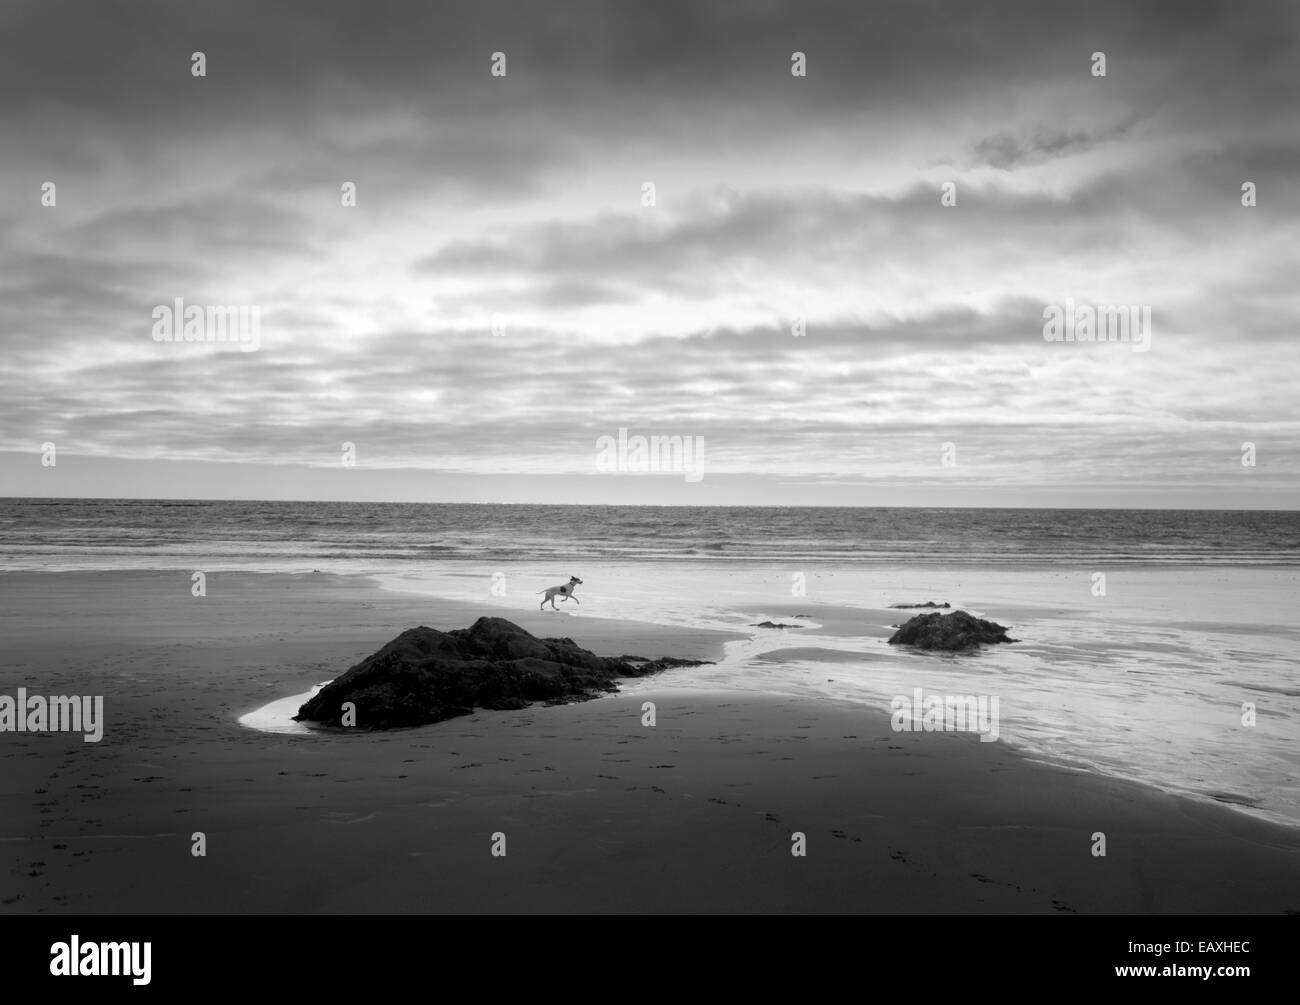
(2, 0, 1297, 506)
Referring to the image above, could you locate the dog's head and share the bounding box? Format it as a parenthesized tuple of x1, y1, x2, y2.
(569, 576, 583, 585)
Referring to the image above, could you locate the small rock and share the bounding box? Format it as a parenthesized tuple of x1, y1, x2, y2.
(887, 610, 1017, 651)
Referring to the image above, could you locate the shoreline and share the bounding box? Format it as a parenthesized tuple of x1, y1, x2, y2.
(6, 566, 1298, 830)
(2, 568, 1298, 913)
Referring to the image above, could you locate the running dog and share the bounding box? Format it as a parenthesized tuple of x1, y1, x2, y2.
(539, 576, 583, 611)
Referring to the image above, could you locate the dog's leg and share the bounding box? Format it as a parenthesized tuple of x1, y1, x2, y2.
(570, 595, 580, 604)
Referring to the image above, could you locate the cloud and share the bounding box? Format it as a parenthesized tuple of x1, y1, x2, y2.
(1, 0, 1298, 502)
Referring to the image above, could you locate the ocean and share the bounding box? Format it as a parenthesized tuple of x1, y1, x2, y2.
(3, 498, 1298, 570)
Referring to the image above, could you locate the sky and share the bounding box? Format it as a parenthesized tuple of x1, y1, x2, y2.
(1, 0, 1297, 507)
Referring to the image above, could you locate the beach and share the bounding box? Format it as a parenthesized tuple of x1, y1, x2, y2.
(4, 0, 1300, 942)
(3, 568, 1298, 914)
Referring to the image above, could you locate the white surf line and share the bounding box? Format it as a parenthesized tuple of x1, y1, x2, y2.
(238, 681, 332, 735)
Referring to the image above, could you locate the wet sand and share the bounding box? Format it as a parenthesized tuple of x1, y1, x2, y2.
(2, 570, 1298, 914)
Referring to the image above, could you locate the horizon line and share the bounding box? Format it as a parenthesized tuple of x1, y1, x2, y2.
(4, 496, 1297, 514)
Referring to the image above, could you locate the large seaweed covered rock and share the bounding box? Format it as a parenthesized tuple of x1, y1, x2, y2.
(295, 617, 705, 729)
(887, 610, 1018, 652)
